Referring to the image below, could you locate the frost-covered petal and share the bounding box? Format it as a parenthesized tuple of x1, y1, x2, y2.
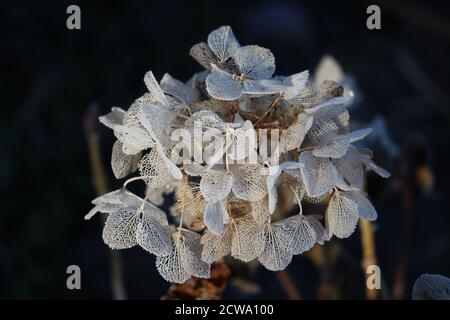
(111, 140, 140, 179)
(281, 215, 325, 254)
(412, 274, 450, 300)
(139, 107, 182, 180)
(143, 71, 168, 106)
(313, 134, 350, 159)
(299, 151, 337, 197)
(232, 164, 268, 201)
(258, 224, 293, 271)
(113, 125, 153, 155)
(334, 146, 364, 190)
(325, 191, 359, 239)
(266, 166, 282, 213)
(266, 162, 303, 214)
(199, 170, 233, 203)
(189, 42, 217, 70)
(314, 55, 343, 85)
(160, 73, 199, 104)
(206, 67, 242, 101)
(233, 45, 275, 80)
(281, 71, 310, 104)
(102, 208, 139, 249)
(136, 209, 172, 256)
(308, 118, 340, 145)
(138, 105, 162, 145)
(305, 96, 350, 114)
(241, 79, 284, 96)
(183, 231, 211, 279)
(347, 128, 372, 143)
(138, 102, 177, 146)
(281, 113, 313, 152)
(183, 163, 206, 177)
(207, 25, 240, 64)
(204, 201, 227, 235)
(99, 107, 126, 129)
(231, 215, 265, 262)
(138, 148, 173, 189)
(86, 188, 141, 220)
(201, 224, 233, 263)
(186, 110, 224, 129)
(174, 180, 205, 218)
(358, 153, 391, 178)
(156, 230, 210, 283)
(268, 184, 278, 215)
(348, 191, 377, 221)
(157, 144, 183, 180)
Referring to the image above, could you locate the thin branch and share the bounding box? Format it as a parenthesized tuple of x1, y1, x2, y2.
(84, 103, 127, 300)
(254, 94, 283, 128)
(359, 219, 378, 300)
(274, 270, 302, 300)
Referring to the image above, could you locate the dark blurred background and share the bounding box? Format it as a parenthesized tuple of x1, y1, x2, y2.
(1, 0, 450, 299)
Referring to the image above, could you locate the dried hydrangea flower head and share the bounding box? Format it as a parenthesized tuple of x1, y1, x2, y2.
(86, 25, 390, 283)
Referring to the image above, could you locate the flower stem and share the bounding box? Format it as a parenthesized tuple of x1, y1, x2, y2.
(254, 94, 283, 128)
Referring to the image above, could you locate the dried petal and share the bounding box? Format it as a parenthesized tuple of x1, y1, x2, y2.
(325, 190, 359, 239)
(200, 170, 233, 203)
(207, 26, 240, 64)
(233, 45, 275, 80)
(299, 151, 337, 197)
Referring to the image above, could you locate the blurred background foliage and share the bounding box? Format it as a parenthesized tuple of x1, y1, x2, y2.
(1, 0, 450, 299)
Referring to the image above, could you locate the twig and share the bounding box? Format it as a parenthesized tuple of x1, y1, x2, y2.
(254, 94, 283, 128)
(274, 270, 302, 300)
(359, 219, 378, 300)
(392, 184, 413, 300)
(84, 103, 127, 300)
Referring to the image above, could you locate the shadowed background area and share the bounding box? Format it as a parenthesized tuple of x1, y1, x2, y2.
(1, 0, 450, 299)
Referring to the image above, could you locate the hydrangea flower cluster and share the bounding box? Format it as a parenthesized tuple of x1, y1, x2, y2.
(86, 26, 390, 283)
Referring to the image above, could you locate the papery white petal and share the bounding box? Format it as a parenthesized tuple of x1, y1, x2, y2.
(233, 45, 275, 80)
(347, 128, 372, 143)
(313, 134, 350, 159)
(102, 208, 139, 249)
(99, 107, 126, 129)
(201, 225, 233, 263)
(299, 151, 337, 197)
(136, 209, 172, 256)
(144, 71, 168, 106)
(232, 165, 268, 201)
(138, 149, 173, 189)
(189, 42, 217, 70)
(160, 73, 199, 104)
(114, 125, 153, 155)
(281, 113, 313, 152)
(204, 201, 227, 235)
(156, 230, 210, 283)
(258, 224, 293, 271)
(325, 191, 359, 239)
(231, 216, 265, 262)
(281, 71, 310, 104)
(348, 191, 378, 221)
(199, 169, 233, 203)
(207, 26, 240, 64)
(206, 67, 242, 101)
(111, 140, 140, 179)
